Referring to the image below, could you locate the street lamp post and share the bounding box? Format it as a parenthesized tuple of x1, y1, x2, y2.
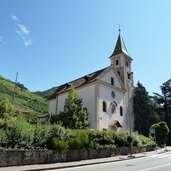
(127, 73, 134, 157)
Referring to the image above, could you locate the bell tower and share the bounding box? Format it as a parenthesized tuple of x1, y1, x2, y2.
(109, 29, 133, 88)
(110, 29, 134, 129)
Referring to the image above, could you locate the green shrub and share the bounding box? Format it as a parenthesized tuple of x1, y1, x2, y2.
(0, 129, 9, 147)
(34, 124, 68, 149)
(48, 137, 68, 150)
(113, 131, 129, 147)
(151, 121, 169, 144)
(88, 130, 116, 149)
(7, 116, 35, 149)
(68, 130, 94, 150)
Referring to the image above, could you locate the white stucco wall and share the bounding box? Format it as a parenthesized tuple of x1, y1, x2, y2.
(49, 84, 96, 129)
(48, 99, 56, 115)
(100, 69, 122, 89)
(98, 84, 126, 130)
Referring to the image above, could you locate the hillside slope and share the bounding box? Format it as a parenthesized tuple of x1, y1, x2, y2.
(34, 87, 57, 99)
(0, 75, 48, 113)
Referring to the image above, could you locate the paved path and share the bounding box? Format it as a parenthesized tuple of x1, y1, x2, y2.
(0, 147, 170, 171)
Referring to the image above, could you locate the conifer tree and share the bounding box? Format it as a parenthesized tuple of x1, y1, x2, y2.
(133, 82, 159, 136)
(58, 87, 89, 129)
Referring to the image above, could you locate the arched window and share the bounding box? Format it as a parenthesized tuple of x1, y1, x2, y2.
(120, 106, 123, 116)
(111, 104, 116, 114)
(111, 101, 117, 114)
(102, 101, 107, 112)
(116, 59, 119, 65)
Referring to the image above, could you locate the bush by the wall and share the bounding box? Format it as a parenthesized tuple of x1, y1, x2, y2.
(88, 130, 116, 149)
(34, 124, 68, 149)
(68, 130, 94, 150)
(48, 137, 68, 150)
(7, 116, 35, 149)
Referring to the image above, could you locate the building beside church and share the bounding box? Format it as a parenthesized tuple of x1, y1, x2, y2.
(48, 31, 134, 131)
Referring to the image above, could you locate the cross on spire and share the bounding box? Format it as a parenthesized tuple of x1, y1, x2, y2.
(118, 25, 121, 33)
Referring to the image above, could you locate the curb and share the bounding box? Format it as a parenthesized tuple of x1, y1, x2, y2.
(23, 155, 146, 171)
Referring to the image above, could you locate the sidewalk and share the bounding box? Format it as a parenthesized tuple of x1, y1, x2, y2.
(1, 147, 171, 171)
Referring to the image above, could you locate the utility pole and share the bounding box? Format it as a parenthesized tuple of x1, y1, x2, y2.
(12, 72, 18, 105)
(127, 72, 134, 158)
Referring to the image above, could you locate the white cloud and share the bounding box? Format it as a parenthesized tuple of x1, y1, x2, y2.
(12, 15, 32, 47)
(17, 24, 29, 35)
(22, 37, 32, 47)
(16, 29, 32, 47)
(11, 15, 18, 22)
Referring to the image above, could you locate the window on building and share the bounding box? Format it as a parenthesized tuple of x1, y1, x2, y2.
(118, 71, 120, 76)
(111, 104, 116, 114)
(111, 77, 114, 85)
(126, 61, 129, 67)
(116, 59, 119, 65)
(127, 73, 131, 79)
(111, 101, 117, 114)
(120, 106, 123, 116)
(103, 101, 107, 112)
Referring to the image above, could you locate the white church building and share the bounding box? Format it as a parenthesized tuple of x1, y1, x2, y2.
(48, 30, 134, 131)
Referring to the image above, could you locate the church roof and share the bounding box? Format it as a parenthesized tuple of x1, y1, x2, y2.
(48, 66, 109, 100)
(110, 31, 128, 57)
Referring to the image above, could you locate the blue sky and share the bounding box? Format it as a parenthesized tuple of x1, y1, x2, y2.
(0, 0, 171, 95)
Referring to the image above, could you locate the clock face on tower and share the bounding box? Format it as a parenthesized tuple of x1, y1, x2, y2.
(111, 91, 115, 98)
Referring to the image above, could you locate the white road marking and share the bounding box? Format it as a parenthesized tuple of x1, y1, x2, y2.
(159, 154, 171, 158)
(139, 163, 171, 171)
(149, 153, 171, 158)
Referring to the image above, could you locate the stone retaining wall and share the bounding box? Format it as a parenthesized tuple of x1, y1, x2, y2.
(0, 146, 154, 167)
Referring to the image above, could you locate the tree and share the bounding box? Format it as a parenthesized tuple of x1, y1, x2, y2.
(151, 121, 169, 145)
(133, 82, 159, 136)
(153, 79, 171, 124)
(57, 87, 89, 129)
(153, 79, 171, 144)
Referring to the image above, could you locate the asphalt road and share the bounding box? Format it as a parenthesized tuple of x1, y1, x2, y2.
(49, 151, 171, 171)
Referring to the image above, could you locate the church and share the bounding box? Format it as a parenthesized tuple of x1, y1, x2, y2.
(48, 30, 134, 131)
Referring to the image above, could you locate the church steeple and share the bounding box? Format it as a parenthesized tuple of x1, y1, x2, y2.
(109, 30, 133, 87)
(110, 29, 128, 57)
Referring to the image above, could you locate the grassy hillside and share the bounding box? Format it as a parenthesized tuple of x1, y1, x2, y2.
(0, 75, 48, 113)
(34, 87, 57, 99)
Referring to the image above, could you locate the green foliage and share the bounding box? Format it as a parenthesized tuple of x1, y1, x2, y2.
(16, 82, 28, 91)
(0, 75, 48, 114)
(113, 131, 130, 147)
(88, 130, 116, 149)
(0, 99, 13, 118)
(7, 116, 35, 149)
(34, 124, 68, 149)
(68, 130, 94, 150)
(48, 137, 68, 150)
(151, 121, 169, 144)
(153, 79, 171, 144)
(58, 87, 89, 129)
(133, 82, 159, 136)
(25, 112, 38, 124)
(131, 132, 156, 147)
(0, 129, 9, 147)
